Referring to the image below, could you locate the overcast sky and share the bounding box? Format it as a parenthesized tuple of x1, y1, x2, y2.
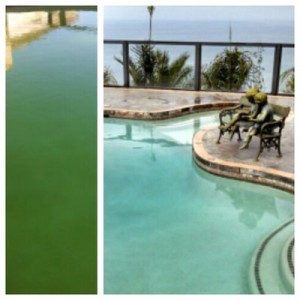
(104, 6, 294, 22)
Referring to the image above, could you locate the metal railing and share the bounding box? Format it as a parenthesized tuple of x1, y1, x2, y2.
(104, 40, 294, 95)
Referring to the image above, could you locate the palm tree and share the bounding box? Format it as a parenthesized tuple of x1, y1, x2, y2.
(154, 49, 192, 87)
(104, 67, 117, 85)
(147, 6, 155, 40)
(115, 44, 156, 86)
(114, 6, 192, 88)
(115, 44, 193, 88)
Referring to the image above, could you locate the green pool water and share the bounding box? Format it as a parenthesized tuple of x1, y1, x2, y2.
(104, 113, 294, 294)
(6, 9, 97, 294)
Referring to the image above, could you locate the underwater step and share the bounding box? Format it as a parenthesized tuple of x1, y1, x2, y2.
(279, 235, 294, 292)
(249, 218, 294, 294)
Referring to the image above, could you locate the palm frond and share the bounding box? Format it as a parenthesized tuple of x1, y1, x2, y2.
(114, 43, 193, 88)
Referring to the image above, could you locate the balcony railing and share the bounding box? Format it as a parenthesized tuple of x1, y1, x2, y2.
(104, 40, 294, 96)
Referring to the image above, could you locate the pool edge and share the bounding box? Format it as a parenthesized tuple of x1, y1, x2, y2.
(192, 128, 294, 193)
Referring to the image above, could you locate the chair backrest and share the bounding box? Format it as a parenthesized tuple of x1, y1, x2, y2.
(270, 103, 290, 122)
(239, 96, 252, 107)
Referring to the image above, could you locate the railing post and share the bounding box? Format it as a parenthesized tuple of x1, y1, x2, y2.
(122, 41, 130, 87)
(194, 43, 201, 91)
(271, 45, 282, 95)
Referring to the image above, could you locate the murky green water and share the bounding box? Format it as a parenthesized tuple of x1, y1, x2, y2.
(104, 113, 294, 294)
(6, 8, 97, 294)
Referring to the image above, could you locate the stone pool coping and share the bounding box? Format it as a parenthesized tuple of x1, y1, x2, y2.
(192, 127, 294, 193)
(104, 101, 238, 120)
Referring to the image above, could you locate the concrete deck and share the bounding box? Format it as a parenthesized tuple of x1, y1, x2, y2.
(104, 88, 244, 119)
(104, 87, 293, 115)
(104, 87, 294, 191)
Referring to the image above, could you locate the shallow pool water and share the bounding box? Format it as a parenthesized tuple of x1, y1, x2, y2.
(104, 112, 294, 294)
(6, 9, 97, 294)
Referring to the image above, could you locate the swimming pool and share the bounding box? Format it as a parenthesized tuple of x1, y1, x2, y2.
(104, 112, 293, 294)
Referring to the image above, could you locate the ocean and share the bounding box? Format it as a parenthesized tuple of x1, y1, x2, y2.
(104, 19, 294, 92)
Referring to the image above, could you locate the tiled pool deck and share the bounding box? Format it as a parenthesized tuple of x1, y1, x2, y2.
(104, 87, 294, 192)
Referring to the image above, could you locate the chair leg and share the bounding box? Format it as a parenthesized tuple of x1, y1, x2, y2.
(255, 138, 264, 161)
(277, 137, 282, 157)
(237, 127, 242, 141)
(229, 125, 239, 141)
(216, 130, 223, 144)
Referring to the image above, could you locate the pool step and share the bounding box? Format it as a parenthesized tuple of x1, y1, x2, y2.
(279, 235, 294, 292)
(249, 218, 294, 294)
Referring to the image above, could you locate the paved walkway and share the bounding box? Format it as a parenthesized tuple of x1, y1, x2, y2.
(104, 87, 241, 111)
(104, 87, 294, 190)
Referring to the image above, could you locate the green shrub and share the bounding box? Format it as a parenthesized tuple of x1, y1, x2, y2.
(201, 47, 254, 91)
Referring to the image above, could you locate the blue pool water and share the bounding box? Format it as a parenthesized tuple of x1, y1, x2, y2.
(104, 112, 293, 294)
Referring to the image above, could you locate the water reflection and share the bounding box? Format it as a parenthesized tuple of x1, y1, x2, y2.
(216, 178, 279, 229)
(6, 8, 96, 70)
(104, 121, 192, 164)
(6, 18, 12, 70)
(194, 96, 201, 103)
(193, 118, 201, 132)
(104, 126, 183, 147)
(105, 116, 209, 164)
(192, 162, 285, 229)
(104, 119, 197, 145)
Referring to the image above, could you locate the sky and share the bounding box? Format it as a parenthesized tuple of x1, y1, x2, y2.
(104, 6, 294, 22)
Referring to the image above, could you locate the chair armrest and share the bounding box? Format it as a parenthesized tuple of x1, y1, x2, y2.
(260, 120, 283, 136)
(219, 104, 243, 125)
(220, 104, 242, 115)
